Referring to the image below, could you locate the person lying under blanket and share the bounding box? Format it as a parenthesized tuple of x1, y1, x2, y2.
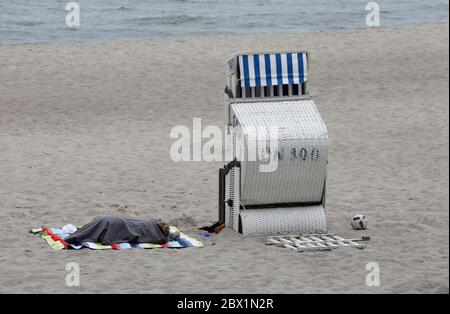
(64, 216, 180, 245)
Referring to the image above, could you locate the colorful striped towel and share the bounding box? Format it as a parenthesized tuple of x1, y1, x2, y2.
(30, 226, 203, 250)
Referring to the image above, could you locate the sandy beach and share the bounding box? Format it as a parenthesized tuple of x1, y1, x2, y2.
(0, 23, 448, 294)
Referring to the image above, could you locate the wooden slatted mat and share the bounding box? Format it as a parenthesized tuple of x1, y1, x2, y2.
(266, 234, 370, 252)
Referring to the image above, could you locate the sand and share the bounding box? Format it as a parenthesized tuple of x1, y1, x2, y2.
(0, 24, 448, 294)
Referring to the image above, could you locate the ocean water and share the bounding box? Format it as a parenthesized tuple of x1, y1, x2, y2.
(0, 0, 448, 45)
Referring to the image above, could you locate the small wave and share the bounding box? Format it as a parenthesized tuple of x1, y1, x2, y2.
(12, 20, 44, 27)
(131, 15, 203, 26)
(102, 6, 134, 12)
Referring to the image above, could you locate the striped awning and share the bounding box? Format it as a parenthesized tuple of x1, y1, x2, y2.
(238, 52, 308, 88)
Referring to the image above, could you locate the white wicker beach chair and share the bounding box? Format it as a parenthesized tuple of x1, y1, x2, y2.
(219, 51, 328, 235)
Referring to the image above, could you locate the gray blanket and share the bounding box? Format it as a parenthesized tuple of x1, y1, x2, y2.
(64, 216, 168, 245)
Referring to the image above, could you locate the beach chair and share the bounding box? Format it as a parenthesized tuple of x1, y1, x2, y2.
(219, 51, 328, 235)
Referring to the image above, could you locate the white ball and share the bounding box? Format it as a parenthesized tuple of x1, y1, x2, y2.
(351, 214, 368, 230)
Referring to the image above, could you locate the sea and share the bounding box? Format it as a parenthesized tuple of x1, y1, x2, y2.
(0, 0, 448, 45)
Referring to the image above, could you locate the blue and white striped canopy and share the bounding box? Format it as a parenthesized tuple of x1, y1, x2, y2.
(238, 52, 308, 88)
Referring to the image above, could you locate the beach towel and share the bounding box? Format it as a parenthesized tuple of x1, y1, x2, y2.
(30, 225, 203, 250)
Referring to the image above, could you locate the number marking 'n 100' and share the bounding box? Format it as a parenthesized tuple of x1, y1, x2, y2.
(265, 147, 321, 161)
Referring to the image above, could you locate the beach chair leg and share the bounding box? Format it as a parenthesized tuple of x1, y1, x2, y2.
(218, 160, 241, 225)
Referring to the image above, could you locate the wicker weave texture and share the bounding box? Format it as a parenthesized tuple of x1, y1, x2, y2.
(240, 205, 327, 235)
(230, 100, 328, 205)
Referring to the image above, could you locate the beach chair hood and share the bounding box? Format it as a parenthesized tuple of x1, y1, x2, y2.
(227, 51, 308, 98)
